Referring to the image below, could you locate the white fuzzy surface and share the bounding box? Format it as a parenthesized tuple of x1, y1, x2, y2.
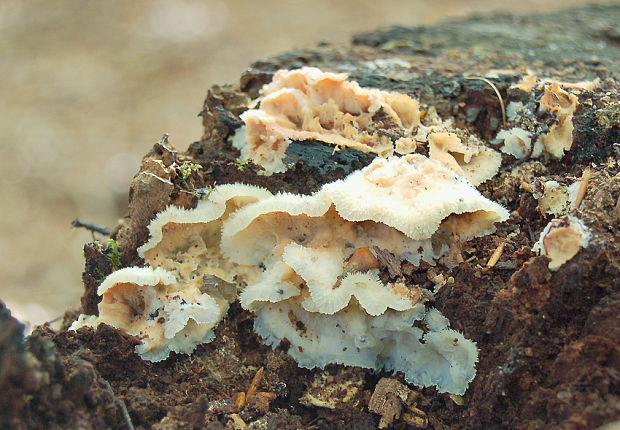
(254, 301, 478, 395)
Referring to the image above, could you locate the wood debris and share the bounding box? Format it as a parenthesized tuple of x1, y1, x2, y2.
(486, 242, 506, 268)
(371, 246, 403, 278)
(246, 367, 264, 401)
(229, 413, 247, 429)
(572, 165, 591, 209)
(368, 378, 427, 429)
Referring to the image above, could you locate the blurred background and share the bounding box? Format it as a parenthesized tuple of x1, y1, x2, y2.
(0, 0, 605, 329)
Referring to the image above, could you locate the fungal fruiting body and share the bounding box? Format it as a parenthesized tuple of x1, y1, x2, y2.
(494, 127, 534, 159)
(232, 66, 419, 173)
(538, 84, 579, 158)
(71, 154, 507, 394)
(71, 184, 271, 362)
(232, 67, 501, 185)
(533, 215, 591, 271)
(228, 155, 508, 394)
(535, 180, 581, 216)
(71, 267, 226, 361)
(70, 68, 511, 392)
(494, 78, 581, 160)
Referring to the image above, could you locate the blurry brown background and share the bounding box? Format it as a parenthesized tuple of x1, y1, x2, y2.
(0, 0, 605, 329)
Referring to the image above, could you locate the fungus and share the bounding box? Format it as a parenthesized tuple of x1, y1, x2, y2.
(538, 84, 579, 159)
(71, 184, 272, 361)
(532, 215, 591, 271)
(232, 67, 420, 174)
(321, 154, 508, 241)
(504, 78, 581, 159)
(426, 131, 501, 185)
(230, 155, 507, 394)
(511, 75, 599, 93)
(72, 155, 507, 393)
(232, 67, 501, 184)
(138, 183, 272, 280)
(70, 266, 226, 362)
(535, 180, 580, 216)
(493, 128, 534, 159)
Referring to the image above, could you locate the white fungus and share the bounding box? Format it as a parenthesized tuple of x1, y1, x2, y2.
(71, 184, 271, 362)
(538, 84, 579, 159)
(232, 67, 501, 185)
(70, 266, 225, 362)
(494, 128, 534, 159)
(535, 180, 581, 216)
(72, 154, 508, 393)
(232, 66, 420, 173)
(504, 78, 581, 160)
(230, 155, 507, 394)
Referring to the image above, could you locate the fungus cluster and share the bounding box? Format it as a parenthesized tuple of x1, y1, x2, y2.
(71, 267, 227, 361)
(233, 155, 507, 394)
(70, 68, 518, 394)
(71, 184, 271, 361)
(494, 77, 585, 160)
(72, 154, 508, 394)
(232, 67, 501, 185)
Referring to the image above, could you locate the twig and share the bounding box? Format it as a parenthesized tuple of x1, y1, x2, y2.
(71, 219, 111, 235)
(45, 315, 63, 325)
(158, 132, 170, 148)
(103, 380, 135, 430)
(464, 76, 507, 125)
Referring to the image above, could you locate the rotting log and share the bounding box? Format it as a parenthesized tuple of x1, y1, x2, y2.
(1, 5, 619, 429)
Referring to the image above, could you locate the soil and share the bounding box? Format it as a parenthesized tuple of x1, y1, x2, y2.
(1, 4, 619, 429)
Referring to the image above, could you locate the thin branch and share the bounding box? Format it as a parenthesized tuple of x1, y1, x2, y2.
(71, 219, 111, 236)
(103, 380, 135, 430)
(464, 76, 507, 125)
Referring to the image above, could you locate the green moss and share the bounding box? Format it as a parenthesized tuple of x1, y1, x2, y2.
(105, 239, 123, 270)
(235, 158, 251, 171)
(178, 161, 202, 180)
(93, 267, 106, 283)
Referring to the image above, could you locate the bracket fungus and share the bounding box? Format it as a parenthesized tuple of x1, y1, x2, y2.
(494, 78, 581, 160)
(72, 153, 507, 394)
(71, 184, 271, 361)
(232, 67, 501, 185)
(228, 155, 507, 394)
(70, 266, 228, 362)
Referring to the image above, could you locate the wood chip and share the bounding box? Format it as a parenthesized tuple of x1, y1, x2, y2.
(449, 393, 465, 406)
(234, 391, 246, 410)
(520, 180, 533, 193)
(402, 407, 428, 428)
(572, 165, 591, 209)
(371, 246, 402, 278)
(368, 378, 411, 429)
(246, 367, 264, 401)
(229, 413, 247, 430)
(486, 242, 506, 268)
